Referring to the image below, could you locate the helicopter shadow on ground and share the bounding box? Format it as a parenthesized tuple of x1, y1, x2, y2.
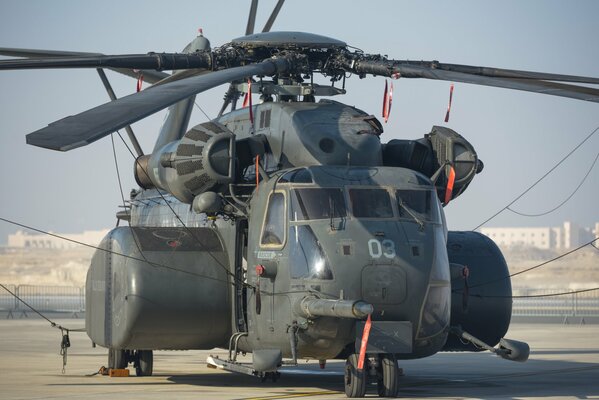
(166, 354, 599, 399)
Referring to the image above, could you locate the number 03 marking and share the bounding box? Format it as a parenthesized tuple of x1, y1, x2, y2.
(367, 239, 396, 259)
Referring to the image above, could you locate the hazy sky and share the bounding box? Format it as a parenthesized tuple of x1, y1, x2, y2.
(1, 0, 598, 244)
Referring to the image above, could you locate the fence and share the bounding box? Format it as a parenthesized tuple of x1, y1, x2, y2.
(512, 288, 599, 319)
(0, 285, 85, 318)
(1, 284, 599, 320)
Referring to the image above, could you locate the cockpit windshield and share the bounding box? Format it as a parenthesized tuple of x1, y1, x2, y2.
(349, 188, 394, 218)
(289, 188, 346, 221)
(396, 189, 436, 222)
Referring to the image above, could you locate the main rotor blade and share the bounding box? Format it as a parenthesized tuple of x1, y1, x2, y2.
(26, 59, 289, 151)
(262, 0, 285, 33)
(245, 0, 259, 35)
(348, 59, 599, 103)
(96, 68, 144, 157)
(0, 47, 169, 84)
(0, 52, 212, 72)
(397, 65, 599, 103)
(401, 61, 599, 85)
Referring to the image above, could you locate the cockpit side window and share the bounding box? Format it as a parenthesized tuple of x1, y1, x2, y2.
(260, 192, 285, 247)
(289, 188, 346, 221)
(349, 188, 394, 218)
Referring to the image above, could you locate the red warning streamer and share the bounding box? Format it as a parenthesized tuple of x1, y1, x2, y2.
(255, 155, 260, 190)
(357, 314, 372, 371)
(136, 73, 144, 92)
(382, 80, 393, 123)
(444, 83, 454, 122)
(444, 165, 456, 204)
(243, 79, 254, 124)
(382, 80, 388, 120)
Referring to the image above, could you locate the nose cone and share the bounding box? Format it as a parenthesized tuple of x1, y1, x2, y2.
(361, 264, 408, 306)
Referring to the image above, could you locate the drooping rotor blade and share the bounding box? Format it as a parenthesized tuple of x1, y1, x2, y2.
(346, 59, 599, 103)
(400, 61, 599, 85)
(245, 0, 259, 35)
(262, 0, 285, 33)
(0, 52, 212, 72)
(96, 68, 144, 157)
(0, 47, 100, 58)
(26, 58, 290, 151)
(0, 47, 169, 84)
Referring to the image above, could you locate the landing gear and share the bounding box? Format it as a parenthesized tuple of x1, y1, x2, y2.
(134, 350, 153, 376)
(108, 348, 127, 369)
(376, 354, 399, 397)
(344, 353, 400, 398)
(344, 354, 366, 398)
(260, 371, 281, 383)
(106, 348, 153, 376)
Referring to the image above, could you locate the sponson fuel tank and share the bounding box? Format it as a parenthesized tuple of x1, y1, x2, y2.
(85, 226, 231, 350)
(443, 231, 512, 351)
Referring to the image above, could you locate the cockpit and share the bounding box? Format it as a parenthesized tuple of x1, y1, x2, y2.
(257, 166, 445, 283)
(275, 167, 442, 224)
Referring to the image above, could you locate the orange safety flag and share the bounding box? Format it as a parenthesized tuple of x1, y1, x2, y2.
(357, 314, 372, 370)
(444, 165, 456, 204)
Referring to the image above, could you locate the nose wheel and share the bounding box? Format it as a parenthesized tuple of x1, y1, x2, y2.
(344, 354, 366, 398)
(344, 353, 400, 398)
(376, 354, 399, 397)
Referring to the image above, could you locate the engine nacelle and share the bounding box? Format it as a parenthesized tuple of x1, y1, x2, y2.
(85, 226, 231, 350)
(442, 231, 512, 351)
(383, 126, 483, 203)
(135, 121, 236, 203)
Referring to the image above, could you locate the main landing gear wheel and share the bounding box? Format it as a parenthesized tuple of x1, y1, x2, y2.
(376, 354, 399, 397)
(134, 350, 153, 376)
(344, 353, 366, 398)
(108, 348, 127, 369)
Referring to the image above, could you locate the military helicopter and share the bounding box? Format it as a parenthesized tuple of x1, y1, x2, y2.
(2, 1, 599, 398)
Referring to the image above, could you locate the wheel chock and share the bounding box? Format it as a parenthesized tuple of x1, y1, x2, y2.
(109, 368, 130, 377)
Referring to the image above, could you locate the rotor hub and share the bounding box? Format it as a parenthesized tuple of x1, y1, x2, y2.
(231, 31, 346, 49)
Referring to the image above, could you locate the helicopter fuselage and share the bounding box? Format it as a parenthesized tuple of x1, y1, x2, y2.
(86, 98, 511, 372)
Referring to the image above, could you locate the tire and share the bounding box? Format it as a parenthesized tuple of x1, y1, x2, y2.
(135, 350, 153, 376)
(344, 353, 366, 398)
(108, 349, 127, 369)
(376, 354, 399, 397)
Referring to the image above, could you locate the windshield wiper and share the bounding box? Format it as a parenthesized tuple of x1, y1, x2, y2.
(398, 200, 425, 231)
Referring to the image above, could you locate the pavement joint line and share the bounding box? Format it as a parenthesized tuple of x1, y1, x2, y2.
(399, 364, 599, 388)
(238, 391, 342, 400)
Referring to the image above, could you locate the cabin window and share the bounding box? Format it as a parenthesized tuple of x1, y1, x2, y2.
(289, 188, 346, 221)
(260, 192, 285, 246)
(349, 188, 393, 218)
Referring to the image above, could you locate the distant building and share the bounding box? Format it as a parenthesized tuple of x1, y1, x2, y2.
(481, 221, 597, 250)
(7, 229, 109, 249)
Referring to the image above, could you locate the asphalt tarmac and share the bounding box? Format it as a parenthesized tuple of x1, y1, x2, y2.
(0, 319, 598, 399)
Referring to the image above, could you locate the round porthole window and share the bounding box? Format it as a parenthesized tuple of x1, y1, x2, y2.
(319, 138, 335, 153)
